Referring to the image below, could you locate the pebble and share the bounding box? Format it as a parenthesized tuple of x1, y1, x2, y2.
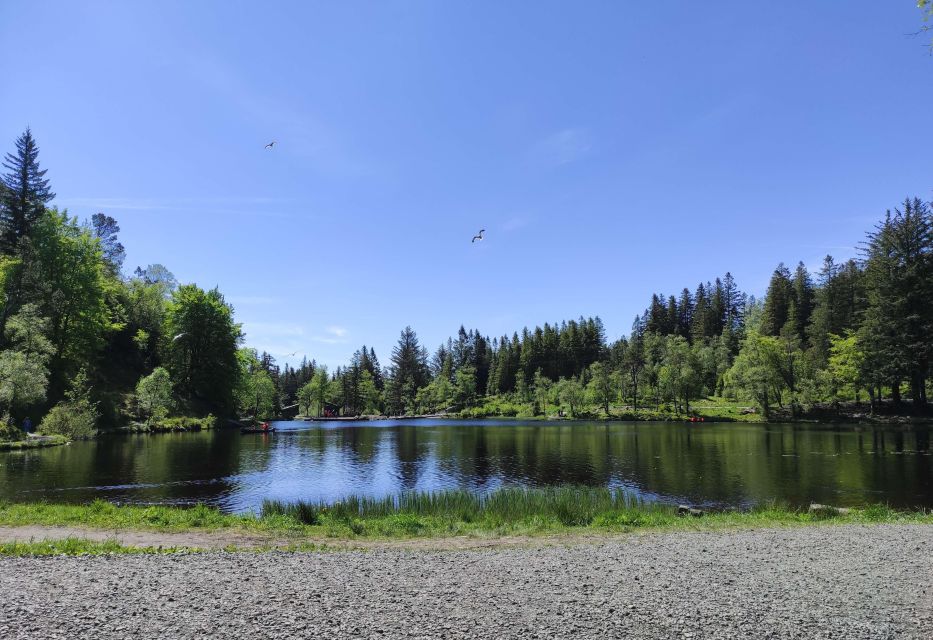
(0, 524, 931, 639)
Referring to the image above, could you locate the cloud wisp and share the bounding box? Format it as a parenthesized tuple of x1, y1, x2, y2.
(56, 196, 300, 219)
(527, 128, 592, 168)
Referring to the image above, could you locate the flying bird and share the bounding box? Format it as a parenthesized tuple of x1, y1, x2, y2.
(471, 229, 485, 243)
(287, 351, 298, 357)
(264, 141, 276, 150)
(172, 333, 187, 342)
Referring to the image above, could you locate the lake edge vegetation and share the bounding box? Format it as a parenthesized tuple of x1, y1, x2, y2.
(1, 130, 931, 445)
(1, 488, 931, 555)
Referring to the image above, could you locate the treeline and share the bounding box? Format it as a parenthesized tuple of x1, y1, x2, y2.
(1, 129, 930, 433)
(284, 203, 931, 420)
(0, 129, 256, 438)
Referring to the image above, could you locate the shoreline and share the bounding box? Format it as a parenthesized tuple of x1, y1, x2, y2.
(1, 495, 931, 556)
(0, 435, 68, 452)
(291, 413, 933, 426)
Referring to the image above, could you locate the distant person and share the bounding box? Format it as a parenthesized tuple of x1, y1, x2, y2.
(22, 417, 32, 434)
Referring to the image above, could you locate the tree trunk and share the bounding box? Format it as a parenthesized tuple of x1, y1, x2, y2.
(910, 371, 925, 413)
(892, 380, 901, 406)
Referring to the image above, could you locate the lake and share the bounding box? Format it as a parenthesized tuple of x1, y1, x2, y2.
(1, 420, 930, 513)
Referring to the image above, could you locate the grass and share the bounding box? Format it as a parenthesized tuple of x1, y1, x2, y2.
(1, 488, 931, 553)
(0, 537, 193, 556)
(0, 434, 69, 451)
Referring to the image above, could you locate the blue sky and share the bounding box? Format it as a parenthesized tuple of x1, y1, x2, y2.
(1, 1, 931, 369)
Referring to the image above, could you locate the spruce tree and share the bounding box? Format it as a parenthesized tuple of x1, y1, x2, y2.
(1, 128, 55, 253)
(760, 263, 794, 336)
(861, 199, 933, 409)
(791, 262, 814, 347)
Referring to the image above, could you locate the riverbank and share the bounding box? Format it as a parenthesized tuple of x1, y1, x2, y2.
(0, 434, 68, 451)
(1, 525, 930, 639)
(294, 396, 933, 425)
(1, 489, 931, 553)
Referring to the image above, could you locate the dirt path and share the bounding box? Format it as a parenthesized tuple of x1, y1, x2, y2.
(0, 524, 626, 551)
(2, 524, 931, 639)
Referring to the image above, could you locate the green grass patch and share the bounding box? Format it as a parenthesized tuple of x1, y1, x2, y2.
(0, 537, 193, 556)
(0, 435, 68, 451)
(2, 489, 931, 544)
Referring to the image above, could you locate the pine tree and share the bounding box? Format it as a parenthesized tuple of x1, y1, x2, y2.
(676, 287, 693, 339)
(387, 326, 429, 414)
(790, 262, 814, 347)
(90, 213, 126, 274)
(760, 263, 794, 336)
(861, 199, 933, 409)
(1, 128, 55, 253)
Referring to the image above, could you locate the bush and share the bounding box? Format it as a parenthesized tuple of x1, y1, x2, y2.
(39, 400, 97, 439)
(0, 415, 25, 442)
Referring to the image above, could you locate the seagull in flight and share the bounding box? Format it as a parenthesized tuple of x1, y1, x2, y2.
(471, 229, 485, 243)
(264, 141, 277, 150)
(172, 333, 187, 342)
(287, 351, 298, 357)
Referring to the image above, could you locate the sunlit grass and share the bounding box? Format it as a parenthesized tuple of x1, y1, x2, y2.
(0, 435, 69, 451)
(1, 488, 931, 547)
(0, 537, 193, 556)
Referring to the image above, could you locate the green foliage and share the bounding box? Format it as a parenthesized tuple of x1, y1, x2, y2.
(1, 128, 55, 252)
(24, 208, 112, 391)
(532, 369, 551, 416)
(0, 538, 182, 557)
(386, 326, 429, 415)
(827, 332, 865, 402)
(135, 367, 174, 419)
(164, 284, 242, 416)
(135, 415, 218, 432)
(38, 370, 99, 439)
(860, 200, 932, 408)
(0, 350, 48, 415)
(39, 401, 96, 439)
(586, 361, 615, 414)
(724, 330, 785, 417)
(0, 414, 25, 441)
(556, 376, 585, 416)
(298, 366, 331, 417)
(3, 495, 930, 545)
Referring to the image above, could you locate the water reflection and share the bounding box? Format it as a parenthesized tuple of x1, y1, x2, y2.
(1, 420, 930, 513)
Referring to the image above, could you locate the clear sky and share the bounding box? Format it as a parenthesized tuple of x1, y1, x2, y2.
(1, 1, 931, 370)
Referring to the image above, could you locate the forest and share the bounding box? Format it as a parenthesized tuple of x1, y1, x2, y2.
(0, 129, 931, 442)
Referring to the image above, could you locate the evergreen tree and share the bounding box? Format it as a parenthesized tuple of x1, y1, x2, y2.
(386, 326, 429, 414)
(1, 128, 55, 253)
(760, 263, 794, 336)
(676, 288, 693, 340)
(90, 213, 126, 275)
(790, 262, 814, 347)
(861, 199, 933, 409)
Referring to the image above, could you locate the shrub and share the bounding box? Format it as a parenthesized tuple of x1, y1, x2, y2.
(0, 415, 25, 441)
(135, 367, 174, 419)
(39, 400, 97, 439)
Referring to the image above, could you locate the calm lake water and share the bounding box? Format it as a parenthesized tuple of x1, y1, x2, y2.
(1, 420, 931, 513)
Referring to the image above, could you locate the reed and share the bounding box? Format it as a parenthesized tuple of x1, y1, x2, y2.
(261, 487, 671, 527)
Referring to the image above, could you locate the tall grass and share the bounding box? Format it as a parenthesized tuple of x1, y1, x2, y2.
(262, 487, 669, 527)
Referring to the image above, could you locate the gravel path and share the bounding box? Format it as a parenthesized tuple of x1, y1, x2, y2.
(1, 525, 931, 639)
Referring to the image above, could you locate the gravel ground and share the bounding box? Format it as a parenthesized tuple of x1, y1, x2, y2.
(1, 524, 931, 639)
